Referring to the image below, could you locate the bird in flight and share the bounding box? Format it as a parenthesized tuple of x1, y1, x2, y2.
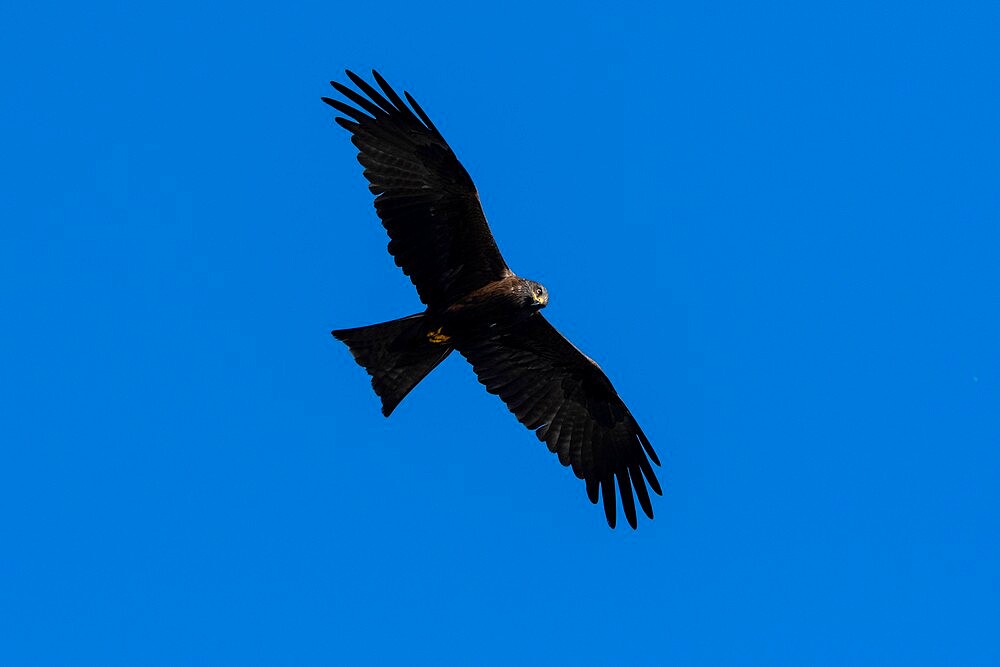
(323, 71, 662, 528)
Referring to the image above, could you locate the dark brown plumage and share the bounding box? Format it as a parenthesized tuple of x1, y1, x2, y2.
(325, 70, 662, 528)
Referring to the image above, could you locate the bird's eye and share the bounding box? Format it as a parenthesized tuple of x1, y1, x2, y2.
(536, 288, 542, 295)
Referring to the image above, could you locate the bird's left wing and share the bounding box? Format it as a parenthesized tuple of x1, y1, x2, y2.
(322, 70, 511, 310)
(456, 314, 662, 529)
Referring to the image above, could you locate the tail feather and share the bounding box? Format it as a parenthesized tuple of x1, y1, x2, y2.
(332, 313, 451, 416)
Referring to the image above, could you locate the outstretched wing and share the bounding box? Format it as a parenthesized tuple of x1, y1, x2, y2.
(323, 70, 511, 309)
(457, 314, 662, 529)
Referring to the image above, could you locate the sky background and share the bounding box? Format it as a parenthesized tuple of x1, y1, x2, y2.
(2, 1, 998, 664)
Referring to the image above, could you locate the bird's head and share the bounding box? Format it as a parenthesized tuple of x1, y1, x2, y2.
(524, 280, 549, 309)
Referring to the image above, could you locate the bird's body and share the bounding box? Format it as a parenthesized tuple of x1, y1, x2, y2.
(324, 71, 662, 528)
(433, 274, 548, 340)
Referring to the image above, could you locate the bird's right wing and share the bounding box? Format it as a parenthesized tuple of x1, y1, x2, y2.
(457, 313, 662, 529)
(323, 70, 511, 310)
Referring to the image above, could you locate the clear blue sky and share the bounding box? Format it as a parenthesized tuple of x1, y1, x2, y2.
(2, 1, 998, 664)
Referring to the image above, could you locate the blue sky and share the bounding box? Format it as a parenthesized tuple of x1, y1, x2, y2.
(2, 1, 998, 664)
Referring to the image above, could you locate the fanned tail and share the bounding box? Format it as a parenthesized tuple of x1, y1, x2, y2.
(332, 314, 452, 416)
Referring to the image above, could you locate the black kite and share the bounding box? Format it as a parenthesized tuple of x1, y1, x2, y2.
(324, 71, 662, 528)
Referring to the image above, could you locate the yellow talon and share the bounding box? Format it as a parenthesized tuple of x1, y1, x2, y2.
(426, 327, 451, 344)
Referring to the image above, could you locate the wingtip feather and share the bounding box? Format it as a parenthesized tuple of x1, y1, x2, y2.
(634, 419, 660, 466)
(629, 460, 654, 520)
(602, 475, 617, 529)
(617, 467, 638, 529)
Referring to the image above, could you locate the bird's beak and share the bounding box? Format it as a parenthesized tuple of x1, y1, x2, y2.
(533, 293, 548, 306)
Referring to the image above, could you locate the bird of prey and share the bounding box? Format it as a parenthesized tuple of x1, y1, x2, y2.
(323, 70, 662, 528)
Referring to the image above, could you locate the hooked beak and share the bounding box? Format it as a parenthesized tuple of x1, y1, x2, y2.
(533, 292, 548, 306)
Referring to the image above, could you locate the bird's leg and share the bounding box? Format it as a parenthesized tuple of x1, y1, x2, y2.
(426, 327, 451, 344)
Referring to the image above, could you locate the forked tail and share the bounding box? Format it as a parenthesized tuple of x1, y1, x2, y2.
(331, 313, 452, 416)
